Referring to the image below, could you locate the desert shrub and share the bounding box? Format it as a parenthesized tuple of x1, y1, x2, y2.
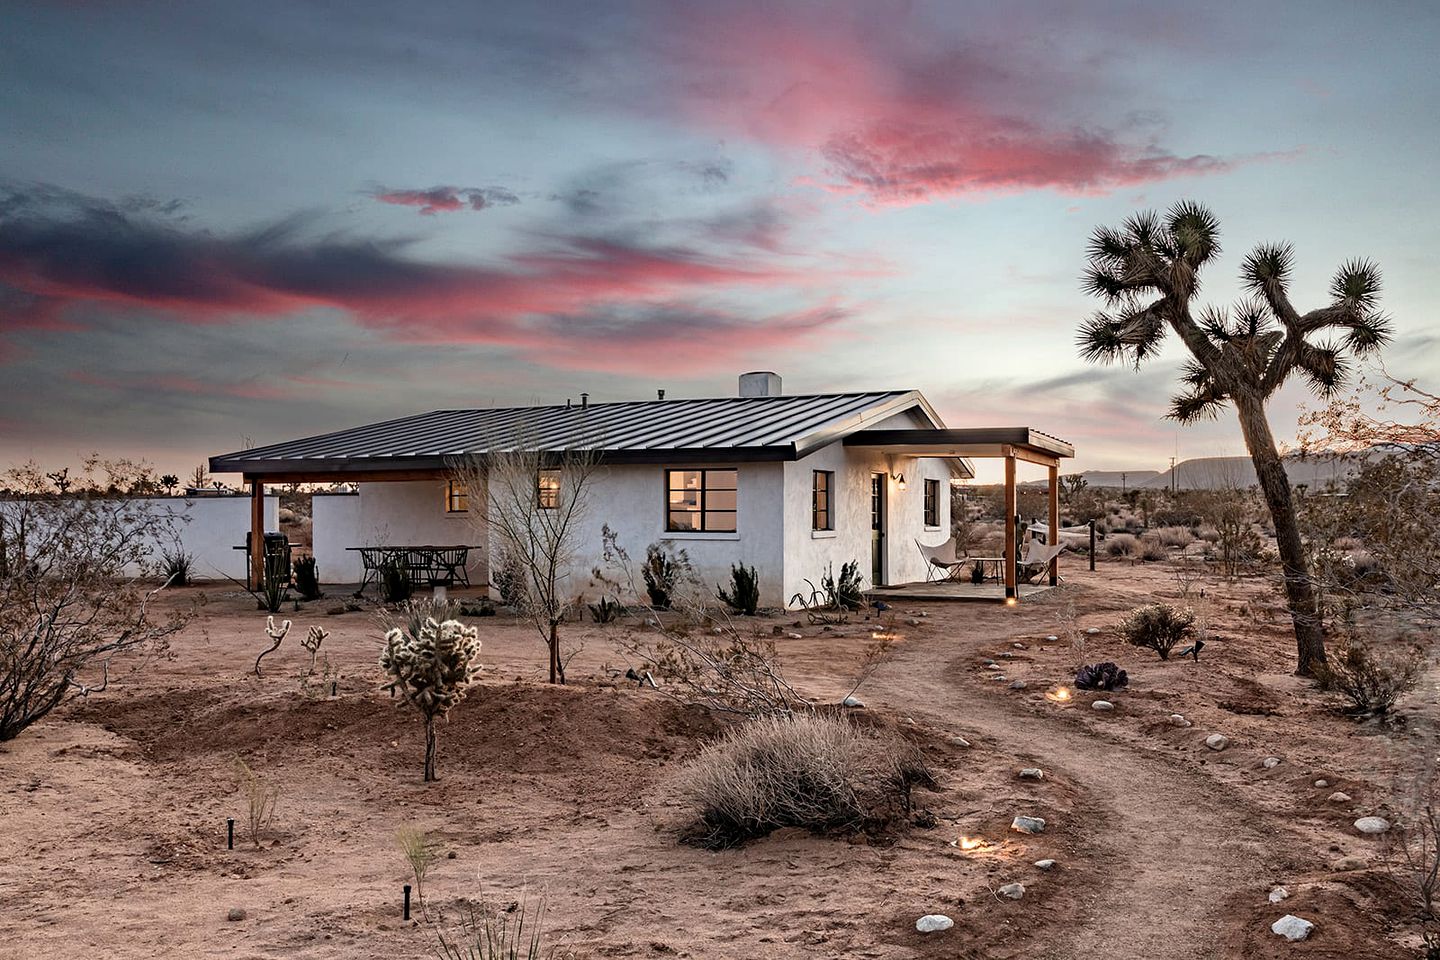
(380, 560, 412, 604)
(1316, 634, 1424, 715)
(1137, 535, 1168, 562)
(397, 825, 440, 907)
(434, 894, 557, 960)
(1152, 526, 1194, 548)
(716, 563, 760, 615)
(1104, 533, 1139, 557)
(1347, 550, 1383, 582)
(233, 757, 279, 849)
(823, 560, 865, 611)
(642, 542, 692, 609)
(1333, 536, 1364, 552)
(587, 596, 622, 623)
(161, 547, 194, 587)
(677, 712, 932, 848)
(1197, 525, 1221, 543)
(380, 617, 482, 781)
(1118, 603, 1196, 660)
(458, 599, 495, 617)
(490, 547, 527, 608)
(1075, 661, 1129, 691)
(293, 556, 323, 600)
(969, 559, 986, 584)
(393, 596, 458, 638)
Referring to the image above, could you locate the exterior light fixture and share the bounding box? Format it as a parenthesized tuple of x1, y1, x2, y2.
(892, 472, 907, 490)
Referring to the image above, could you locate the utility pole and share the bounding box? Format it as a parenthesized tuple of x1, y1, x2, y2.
(1121, 472, 1127, 495)
(1169, 457, 1177, 495)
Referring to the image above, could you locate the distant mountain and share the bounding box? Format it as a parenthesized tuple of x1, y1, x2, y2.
(1029, 454, 1368, 491)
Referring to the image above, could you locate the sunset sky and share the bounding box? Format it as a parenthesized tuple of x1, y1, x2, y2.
(2, 0, 1437, 483)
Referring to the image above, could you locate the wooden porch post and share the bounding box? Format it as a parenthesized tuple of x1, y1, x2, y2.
(1048, 461, 1060, 587)
(1003, 453, 1017, 601)
(249, 476, 265, 590)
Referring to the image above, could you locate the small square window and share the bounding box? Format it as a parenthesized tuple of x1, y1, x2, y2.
(923, 478, 940, 527)
(537, 468, 561, 510)
(812, 470, 833, 531)
(445, 479, 468, 514)
(665, 468, 737, 532)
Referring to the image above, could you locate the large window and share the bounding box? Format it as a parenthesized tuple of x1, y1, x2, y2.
(666, 468, 737, 532)
(444, 479, 468, 514)
(812, 470, 833, 531)
(923, 478, 940, 527)
(536, 468, 561, 510)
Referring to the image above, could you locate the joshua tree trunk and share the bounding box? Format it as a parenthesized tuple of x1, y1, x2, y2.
(1234, 392, 1327, 676)
(423, 716, 437, 782)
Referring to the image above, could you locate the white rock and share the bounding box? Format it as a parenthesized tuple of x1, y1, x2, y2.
(1086, 627, 1100, 634)
(1009, 680, 1028, 690)
(1018, 768, 1044, 780)
(906, 618, 921, 626)
(840, 695, 865, 708)
(1046, 635, 1059, 642)
(915, 914, 954, 933)
(1013, 642, 1027, 649)
(991, 675, 1008, 681)
(1205, 734, 1229, 751)
(786, 632, 803, 640)
(1034, 859, 1057, 871)
(1268, 886, 1289, 904)
(1328, 792, 1352, 803)
(1314, 779, 1329, 788)
(950, 736, 971, 748)
(1270, 915, 1314, 942)
(998, 882, 1025, 900)
(1263, 757, 1282, 769)
(1169, 714, 1190, 727)
(1092, 700, 1114, 711)
(1011, 816, 1046, 835)
(983, 658, 997, 666)
(1355, 816, 1391, 834)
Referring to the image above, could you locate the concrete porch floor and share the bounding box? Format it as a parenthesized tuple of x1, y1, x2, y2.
(867, 580, 1058, 603)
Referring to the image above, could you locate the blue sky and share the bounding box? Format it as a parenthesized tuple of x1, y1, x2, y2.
(1, 0, 1436, 482)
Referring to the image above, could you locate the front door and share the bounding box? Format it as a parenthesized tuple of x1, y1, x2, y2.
(870, 472, 885, 586)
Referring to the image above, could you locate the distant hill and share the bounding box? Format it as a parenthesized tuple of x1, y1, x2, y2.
(1030, 454, 1367, 491)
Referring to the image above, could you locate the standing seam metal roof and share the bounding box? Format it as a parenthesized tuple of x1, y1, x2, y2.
(210, 391, 929, 472)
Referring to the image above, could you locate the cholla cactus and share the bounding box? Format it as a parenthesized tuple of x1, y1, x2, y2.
(301, 625, 329, 674)
(255, 616, 291, 678)
(379, 618, 481, 782)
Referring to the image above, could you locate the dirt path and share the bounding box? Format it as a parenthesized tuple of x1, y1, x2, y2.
(864, 620, 1275, 960)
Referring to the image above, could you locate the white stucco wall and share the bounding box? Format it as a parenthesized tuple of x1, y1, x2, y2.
(311, 492, 362, 582)
(311, 480, 485, 586)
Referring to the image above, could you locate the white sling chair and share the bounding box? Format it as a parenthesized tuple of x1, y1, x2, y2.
(1019, 538, 1066, 584)
(916, 537, 966, 582)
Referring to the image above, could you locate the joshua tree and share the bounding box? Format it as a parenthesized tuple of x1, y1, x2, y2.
(1077, 201, 1391, 676)
(159, 474, 180, 495)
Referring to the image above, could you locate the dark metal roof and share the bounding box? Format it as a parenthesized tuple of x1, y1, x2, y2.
(211, 391, 941, 477)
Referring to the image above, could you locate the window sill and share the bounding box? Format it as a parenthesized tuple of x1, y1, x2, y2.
(924, 525, 942, 532)
(662, 531, 741, 541)
(810, 530, 837, 539)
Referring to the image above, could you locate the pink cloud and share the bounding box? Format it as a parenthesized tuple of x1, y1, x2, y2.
(370, 185, 520, 215)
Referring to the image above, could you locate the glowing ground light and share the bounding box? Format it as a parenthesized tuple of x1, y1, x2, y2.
(1005, 597, 1018, 607)
(871, 632, 901, 641)
(1045, 687, 1073, 703)
(957, 836, 987, 851)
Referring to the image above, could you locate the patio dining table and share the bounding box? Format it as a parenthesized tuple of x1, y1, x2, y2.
(347, 544, 478, 594)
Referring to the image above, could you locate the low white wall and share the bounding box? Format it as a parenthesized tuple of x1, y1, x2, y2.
(311, 492, 362, 582)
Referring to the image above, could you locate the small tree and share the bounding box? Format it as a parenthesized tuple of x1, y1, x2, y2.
(159, 474, 180, 496)
(1118, 602, 1196, 660)
(1078, 202, 1392, 676)
(1, 460, 186, 742)
(457, 438, 602, 684)
(717, 563, 761, 615)
(379, 617, 481, 782)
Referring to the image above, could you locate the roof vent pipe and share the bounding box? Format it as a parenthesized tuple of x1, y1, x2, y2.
(738, 371, 782, 398)
(580, 392, 589, 409)
(566, 398, 572, 409)
(657, 388, 665, 400)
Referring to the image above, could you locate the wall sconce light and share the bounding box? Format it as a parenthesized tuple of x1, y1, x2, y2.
(892, 472, 907, 491)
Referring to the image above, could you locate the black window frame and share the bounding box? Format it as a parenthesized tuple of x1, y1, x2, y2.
(923, 478, 940, 527)
(444, 479, 468, 514)
(812, 470, 834, 531)
(665, 468, 738, 533)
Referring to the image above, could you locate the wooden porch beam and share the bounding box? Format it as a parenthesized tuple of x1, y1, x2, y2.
(1004, 454, 1018, 601)
(248, 476, 265, 590)
(1048, 461, 1060, 587)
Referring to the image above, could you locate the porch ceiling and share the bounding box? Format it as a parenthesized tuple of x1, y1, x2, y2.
(843, 427, 1073, 466)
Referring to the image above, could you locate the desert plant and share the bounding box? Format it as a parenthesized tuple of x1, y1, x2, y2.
(642, 542, 689, 610)
(969, 558, 986, 585)
(293, 556, 323, 601)
(434, 894, 555, 960)
(458, 599, 496, 617)
(397, 825, 440, 908)
(1078, 203, 1392, 676)
(1137, 535, 1168, 562)
(491, 546, 528, 608)
(233, 756, 279, 849)
(587, 596, 621, 623)
(716, 563, 760, 615)
(255, 615, 290, 677)
(380, 617, 482, 781)
(1152, 526, 1194, 548)
(1104, 533, 1139, 557)
(380, 559, 412, 604)
(1315, 633, 1424, 716)
(300, 624, 328, 674)
(1118, 603, 1196, 660)
(676, 712, 933, 849)
(160, 547, 194, 587)
(823, 560, 865, 611)
(1075, 661, 1129, 691)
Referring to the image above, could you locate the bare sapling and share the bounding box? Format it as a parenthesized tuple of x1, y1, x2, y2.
(300, 624, 328, 675)
(233, 756, 280, 849)
(396, 825, 440, 910)
(379, 617, 481, 781)
(255, 615, 290, 677)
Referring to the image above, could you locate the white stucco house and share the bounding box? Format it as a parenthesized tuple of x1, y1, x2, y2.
(211, 373, 1073, 606)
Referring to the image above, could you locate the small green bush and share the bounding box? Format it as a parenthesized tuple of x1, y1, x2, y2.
(380, 560, 412, 604)
(491, 548, 527, 607)
(642, 542, 690, 609)
(161, 547, 194, 587)
(1316, 635, 1424, 716)
(1104, 533, 1139, 557)
(1137, 535, 1169, 562)
(588, 596, 622, 623)
(293, 555, 323, 600)
(1118, 602, 1196, 660)
(717, 563, 760, 615)
(823, 560, 865, 611)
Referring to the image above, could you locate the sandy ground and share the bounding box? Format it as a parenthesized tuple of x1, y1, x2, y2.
(0, 560, 1426, 959)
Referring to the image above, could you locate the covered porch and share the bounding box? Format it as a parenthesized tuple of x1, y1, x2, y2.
(845, 427, 1075, 604)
